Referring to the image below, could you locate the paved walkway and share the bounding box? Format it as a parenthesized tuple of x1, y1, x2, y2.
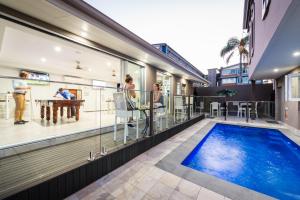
(66, 117, 298, 200)
(65, 119, 231, 200)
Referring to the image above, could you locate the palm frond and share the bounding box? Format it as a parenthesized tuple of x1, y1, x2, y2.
(228, 37, 240, 46)
(226, 51, 234, 64)
(220, 37, 240, 57)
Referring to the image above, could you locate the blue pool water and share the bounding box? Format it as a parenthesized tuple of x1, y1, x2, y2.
(182, 123, 300, 200)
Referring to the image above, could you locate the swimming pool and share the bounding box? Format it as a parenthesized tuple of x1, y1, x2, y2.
(182, 123, 300, 200)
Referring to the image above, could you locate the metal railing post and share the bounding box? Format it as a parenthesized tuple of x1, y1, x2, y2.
(246, 101, 249, 123)
(224, 98, 227, 121)
(149, 91, 154, 136)
(187, 96, 191, 120)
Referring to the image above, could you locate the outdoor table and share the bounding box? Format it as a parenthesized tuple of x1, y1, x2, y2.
(138, 105, 166, 136)
(36, 99, 85, 124)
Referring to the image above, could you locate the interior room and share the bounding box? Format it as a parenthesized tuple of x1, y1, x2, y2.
(0, 18, 145, 148)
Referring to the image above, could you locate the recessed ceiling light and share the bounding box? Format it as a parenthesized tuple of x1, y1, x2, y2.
(82, 24, 88, 31)
(80, 31, 87, 37)
(40, 57, 47, 62)
(88, 68, 92, 72)
(107, 62, 111, 66)
(273, 68, 279, 72)
(54, 46, 61, 52)
(293, 51, 300, 57)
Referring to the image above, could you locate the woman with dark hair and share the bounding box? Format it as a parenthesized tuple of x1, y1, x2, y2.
(153, 83, 163, 105)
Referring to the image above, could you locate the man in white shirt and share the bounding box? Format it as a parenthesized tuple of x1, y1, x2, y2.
(12, 71, 31, 125)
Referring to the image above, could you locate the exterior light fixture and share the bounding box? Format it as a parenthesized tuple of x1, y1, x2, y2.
(273, 68, 279, 72)
(293, 51, 300, 57)
(40, 57, 47, 62)
(112, 69, 116, 77)
(82, 24, 88, 32)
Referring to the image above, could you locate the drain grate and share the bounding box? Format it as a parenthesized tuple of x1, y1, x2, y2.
(266, 120, 280, 124)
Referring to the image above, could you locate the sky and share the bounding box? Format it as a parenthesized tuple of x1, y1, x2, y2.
(85, 0, 245, 74)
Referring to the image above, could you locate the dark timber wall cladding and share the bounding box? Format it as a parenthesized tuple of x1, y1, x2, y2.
(195, 84, 274, 101)
(4, 115, 204, 200)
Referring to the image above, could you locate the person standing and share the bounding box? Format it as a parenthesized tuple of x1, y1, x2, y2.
(13, 71, 31, 125)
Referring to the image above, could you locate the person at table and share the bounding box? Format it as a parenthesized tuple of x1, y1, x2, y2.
(153, 83, 164, 106)
(124, 74, 137, 127)
(54, 88, 76, 100)
(12, 71, 31, 125)
(54, 88, 76, 116)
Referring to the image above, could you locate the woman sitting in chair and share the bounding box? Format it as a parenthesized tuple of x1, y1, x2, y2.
(124, 74, 137, 127)
(153, 83, 164, 109)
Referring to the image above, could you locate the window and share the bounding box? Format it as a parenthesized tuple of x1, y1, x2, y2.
(262, 0, 271, 20)
(222, 78, 237, 84)
(285, 73, 300, 101)
(222, 68, 239, 76)
(242, 77, 249, 84)
(92, 80, 106, 89)
(248, 2, 255, 60)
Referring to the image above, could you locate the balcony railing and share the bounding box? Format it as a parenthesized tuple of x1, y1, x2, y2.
(0, 76, 205, 199)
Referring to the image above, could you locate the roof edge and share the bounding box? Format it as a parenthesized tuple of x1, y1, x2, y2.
(48, 0, 208, 83)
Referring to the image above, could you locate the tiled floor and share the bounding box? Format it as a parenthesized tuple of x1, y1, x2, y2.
(65, 119, 229, 200)
(0, 111, 113, 148)
(65, 118, 300, 200)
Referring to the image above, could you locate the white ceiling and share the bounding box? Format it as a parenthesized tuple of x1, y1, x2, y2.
(250, 0, 300, 80)
(0, 19, 122, 83)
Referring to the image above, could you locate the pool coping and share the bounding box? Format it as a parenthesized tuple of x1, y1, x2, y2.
(155, 121, 299, 200)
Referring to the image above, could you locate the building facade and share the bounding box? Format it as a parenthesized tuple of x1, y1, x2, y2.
(153, 43, 207, 90)
(208, 63, 250, 86)
(0, 0, 208, 118)
(0, 1, 209, 199)
(207, 68, 220, 87)
(243, 0, 300, 129)
(220, 63, 249, 85)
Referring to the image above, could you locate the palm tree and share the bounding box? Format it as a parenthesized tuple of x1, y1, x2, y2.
(220, 36, 249, 84)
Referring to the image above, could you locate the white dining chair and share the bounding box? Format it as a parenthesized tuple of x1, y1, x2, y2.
(154, 103, 168, 131)
(174, 96, 187, 122)
(113, 92, 139, 144)
(239, 102, 248, 118)
(195, 101, 204, 114)
(185, 96, 194, 117)
(249, 102, 258, 119)
(210, 102, 220, 117)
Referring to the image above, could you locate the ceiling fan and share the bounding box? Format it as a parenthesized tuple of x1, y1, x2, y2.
(75, 60, 83, 70)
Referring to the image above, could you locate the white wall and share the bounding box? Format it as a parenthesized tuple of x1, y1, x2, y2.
(0, 65, 116, 119)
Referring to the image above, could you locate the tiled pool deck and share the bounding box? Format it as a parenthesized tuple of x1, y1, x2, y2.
(65, 118, 300, 200)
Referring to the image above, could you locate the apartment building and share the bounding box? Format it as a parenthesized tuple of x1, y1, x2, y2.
(243, 0, 300, 129)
